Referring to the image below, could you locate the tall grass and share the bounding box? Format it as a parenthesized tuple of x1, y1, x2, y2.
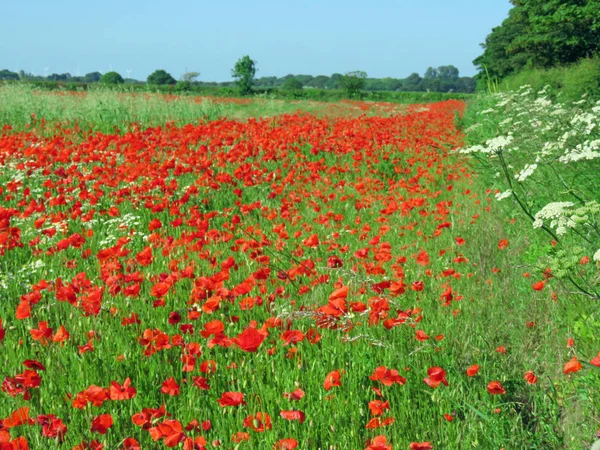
(499, 58, 600, 101)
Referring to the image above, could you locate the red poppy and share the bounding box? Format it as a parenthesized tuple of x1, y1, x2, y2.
(486, 381, 506, 395)
(424, 366, 448, 388)
(466, 364, 480, 377)
(523, 371, 537, 384)
(365, 435, 392, 450)
(273, 438, 298, 450)
(161, 377, 180, 396)
(90, 414, 113, 434)
(563, 357, 582, 374)
(323, 370, 342, 391)
(410, 443, 433, 450)
(243, 412, 272, 432)
(280, 410, 306, 423)
(232, 327, 267, 353)
(217, 392, 246, 407)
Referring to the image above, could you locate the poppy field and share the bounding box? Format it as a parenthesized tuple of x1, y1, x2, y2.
(0, 90, 599, 449)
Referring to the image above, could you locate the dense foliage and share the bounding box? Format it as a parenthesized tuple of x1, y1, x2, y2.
(99, 71, 125, 85)
(474, 0, 600, 80)
(147, 70, 177, 86)
(231, 56, 257, 95)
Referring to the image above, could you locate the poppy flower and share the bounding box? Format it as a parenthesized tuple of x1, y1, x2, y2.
(283, 388, 305, 401)
(280, 410, 306, 423)
(523, 371, 537, 385)
(231, 327, 267, 353)
(90, 414, 113, 434)
(368, 400, 390, 416)
(323, 370, 342, 391)
(365, 435, 392, 450)
(161, 377, 180, 396)
(121, 437, 141, 450)
(532, 281, 545, 291)
(590, 353, 600, 367)
(369, 366, 406, 386)
(424, 366, 448, 388)
(109, 378, 137, 400)
(466, 364, 480, 377)
(563, 357, 582, 374)
(217, 392, 246, 407)
(410, 443, 433, 450)
(486, 381, 506, 395)
(273, 439, 298, 450)
(243, 412, 272, 432)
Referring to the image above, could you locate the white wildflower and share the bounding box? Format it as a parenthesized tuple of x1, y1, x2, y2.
(515, 164, 537, 182)
(495, 190, 512, 201)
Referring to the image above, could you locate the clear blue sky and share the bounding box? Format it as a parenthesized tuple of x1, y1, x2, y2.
(2, 0, 511, 81)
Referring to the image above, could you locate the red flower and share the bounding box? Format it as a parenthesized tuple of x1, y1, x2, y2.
(486, 381, 506, 395)
(91, 414, 113, 434)
(369, 366, 406, 386)
(217, 392, 246, 407)
(161, 377, 180, 396)
(424, 366, 448, 388)
(365, 435, 392, 450)
(121, 437, 141, 450)
(523, 371, 537, 385)
(273, 438, 298, 450)
(466, 364, 480, 377)
(283, 388, 305, 401)
(368, 400, 390, 416)
(590, 352, 600, 367)
(243, 412, 272, 432)
(532, 281, 545, 291)
(232, 327, 267, 353)
(323, 370, 342, 391)
(109, 378, 137, 400)
(280, 410, 306, 423)
(410, 443, 433, 450)
(563, 357, 582, 374)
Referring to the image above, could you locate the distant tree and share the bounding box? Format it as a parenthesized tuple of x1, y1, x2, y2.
(403, 73, 424, 92)
(99, 71, 124, 85)
(294, 74, 314, 86)
(474, 0, 600, 80)
(84, 72, 102, 82)
(147, 69, 176, 86)
(327, 73, 343, 89)
(232, 55, 257, 95)
(0, 69, 20, 81)
(181, 71, 200, 82)
(437, 65, 460, 81)
(341, 71, 367, 96)
(309, 75, 329, 89)
(282, 77, 303, 91)
(424, 67, 439, 79)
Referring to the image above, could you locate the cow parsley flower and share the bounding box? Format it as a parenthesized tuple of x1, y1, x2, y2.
(515, 164, 537, 182)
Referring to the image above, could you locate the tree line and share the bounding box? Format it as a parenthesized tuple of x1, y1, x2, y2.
(474, 0, 600, 81)
(0, 60, 476, 94)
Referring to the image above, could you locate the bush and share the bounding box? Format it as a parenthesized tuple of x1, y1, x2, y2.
(99, 72, 124, 85)
(147, 70, 177, 86)
(499, 58, 600, 101)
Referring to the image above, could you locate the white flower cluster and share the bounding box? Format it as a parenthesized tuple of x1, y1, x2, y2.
(533, 202, 575, 234)
(495, 189, 512, 201)
(515, 164, 537, 182)
(559, 139, 600, 163)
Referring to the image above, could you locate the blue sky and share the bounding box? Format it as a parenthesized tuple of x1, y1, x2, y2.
(1, 0, 512, 81)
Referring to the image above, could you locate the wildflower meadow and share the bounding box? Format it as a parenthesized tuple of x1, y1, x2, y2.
(0, 87, 598, 450)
